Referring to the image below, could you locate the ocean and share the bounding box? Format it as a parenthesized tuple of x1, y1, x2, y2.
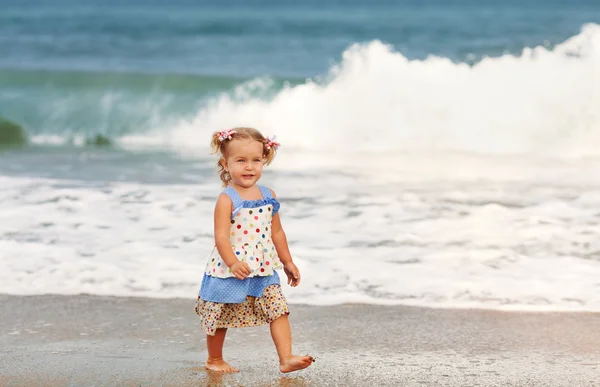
(1, 0, 600, 311)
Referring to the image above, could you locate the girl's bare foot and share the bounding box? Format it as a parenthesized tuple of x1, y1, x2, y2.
(205, 357, 240, 373)
(280, 355, 315, 373)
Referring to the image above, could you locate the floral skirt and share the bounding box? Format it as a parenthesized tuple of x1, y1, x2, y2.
(195, 284, 289, 336)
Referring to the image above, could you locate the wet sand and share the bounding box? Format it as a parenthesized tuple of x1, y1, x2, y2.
(1, 294, 599, 386)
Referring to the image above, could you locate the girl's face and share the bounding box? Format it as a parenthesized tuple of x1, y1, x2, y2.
(222, 139, 265, 189)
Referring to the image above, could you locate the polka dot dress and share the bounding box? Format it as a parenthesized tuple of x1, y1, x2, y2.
(195, 186, 289, 336)
(204, 186, 282, 278)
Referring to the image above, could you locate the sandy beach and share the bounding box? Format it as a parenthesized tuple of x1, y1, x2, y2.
(1, 294, 599, 386)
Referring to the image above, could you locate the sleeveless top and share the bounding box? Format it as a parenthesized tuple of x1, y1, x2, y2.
(204, 185, 283, 278)
(199, 185, 283, 304)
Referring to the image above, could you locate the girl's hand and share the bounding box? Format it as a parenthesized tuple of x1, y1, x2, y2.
(284, 262, 301, 287)
(230, 261, 251, 280)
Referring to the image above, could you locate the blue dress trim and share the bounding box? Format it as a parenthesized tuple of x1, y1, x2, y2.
(223, 186, 280, 217)
(199, 271, 281, 303)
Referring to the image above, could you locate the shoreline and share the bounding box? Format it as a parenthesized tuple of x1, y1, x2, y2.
(4, 291, 600, 314)
(2, 294, 600, 386)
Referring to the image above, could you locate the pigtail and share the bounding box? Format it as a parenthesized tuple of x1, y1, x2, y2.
(211, 129, 236, 187)
(263, 144, 277, 165)
(263, 136, 280, 165)
(210, 132, 222, 154)
(211, 128, 236, 154)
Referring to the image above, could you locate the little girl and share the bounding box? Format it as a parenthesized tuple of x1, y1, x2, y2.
(195, 127, 314, 374)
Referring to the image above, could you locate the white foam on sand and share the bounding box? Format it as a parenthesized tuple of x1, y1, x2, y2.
(2, 151, 600, 312)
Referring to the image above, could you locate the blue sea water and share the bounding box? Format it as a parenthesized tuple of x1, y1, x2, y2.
(1, 0, 595, 77)
(1, 0, 600, 310)
(0, 0, 599, 142)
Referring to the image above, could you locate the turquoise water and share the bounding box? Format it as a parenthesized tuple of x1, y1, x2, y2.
(1, 0, 599, 145)
(2, 1, 597, 75)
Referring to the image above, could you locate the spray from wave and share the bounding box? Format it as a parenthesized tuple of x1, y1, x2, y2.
(13, 23, 600, 157)
(163, 23, 600, 157)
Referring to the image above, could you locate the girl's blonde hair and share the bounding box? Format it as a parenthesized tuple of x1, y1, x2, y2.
(210, 127, 278, 186)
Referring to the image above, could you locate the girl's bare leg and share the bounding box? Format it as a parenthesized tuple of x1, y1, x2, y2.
(270, 314, 314, 373)
(205, 328, 239, 372)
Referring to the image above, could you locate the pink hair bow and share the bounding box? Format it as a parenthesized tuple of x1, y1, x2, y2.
(265, 136, 280, 150)
(217, 129, 236, 141)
